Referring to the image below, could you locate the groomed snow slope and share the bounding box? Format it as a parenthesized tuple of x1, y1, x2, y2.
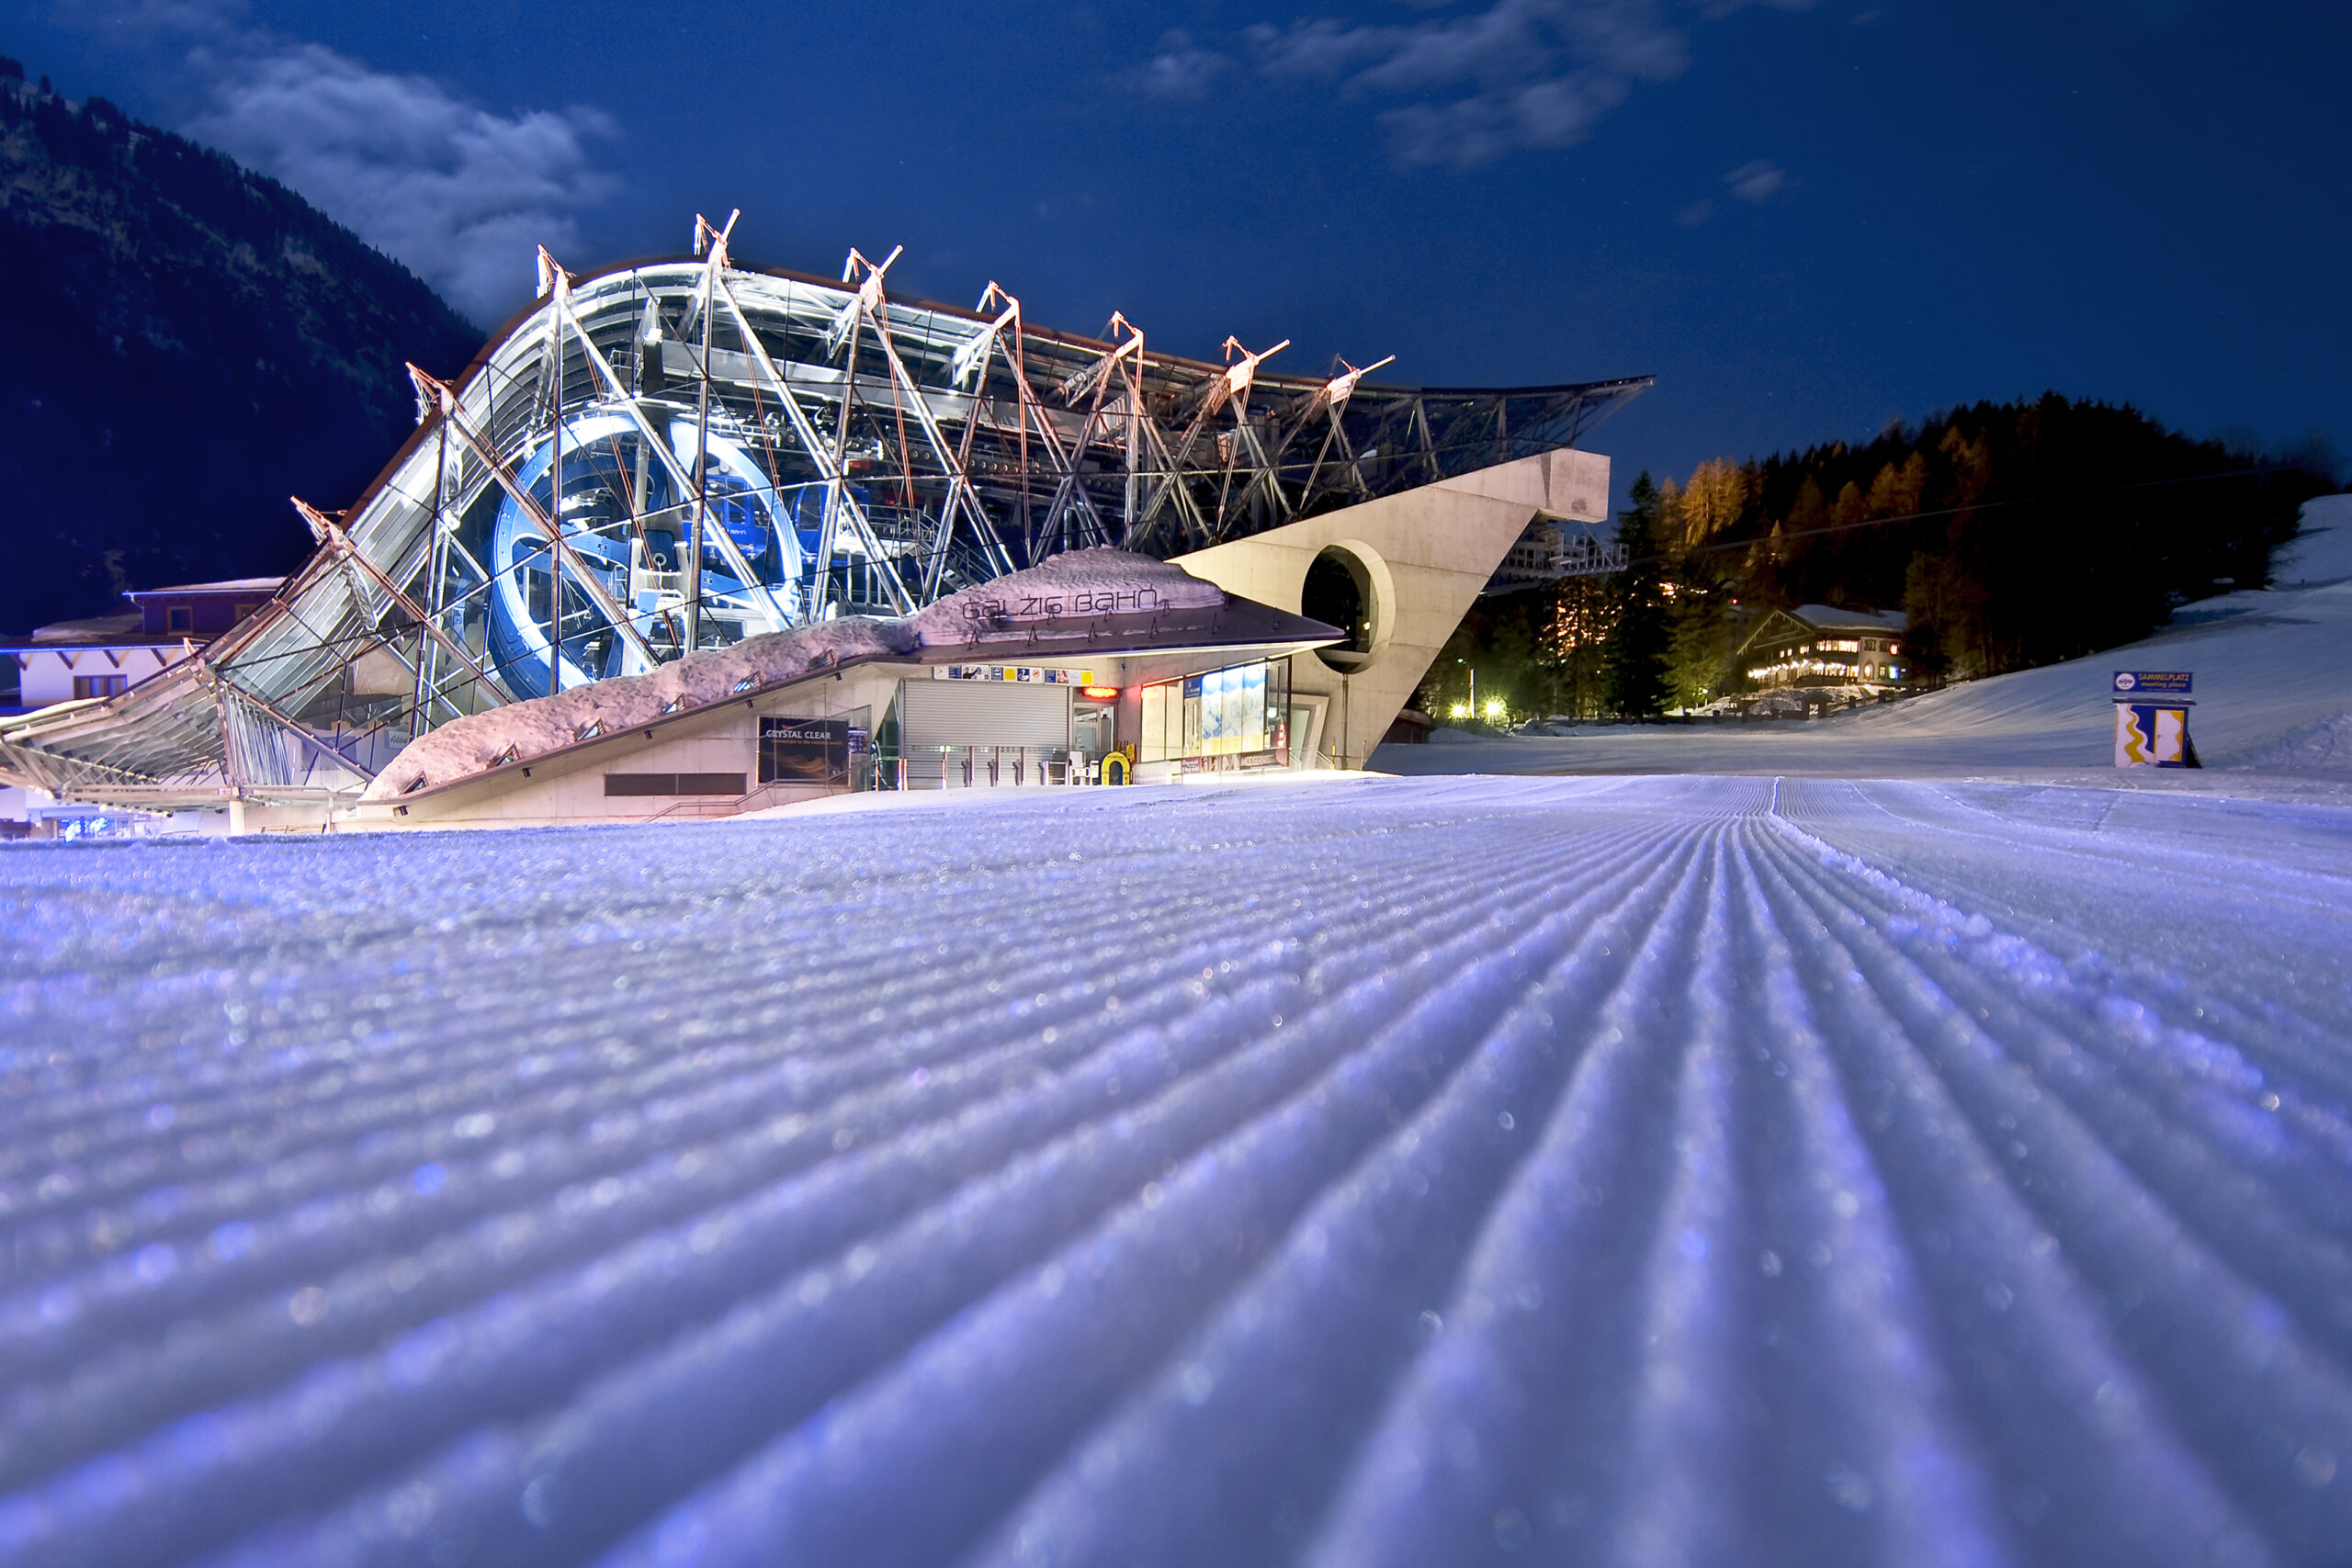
(1377, 493, 2352, 783)
(6, 774, 2352, 1567)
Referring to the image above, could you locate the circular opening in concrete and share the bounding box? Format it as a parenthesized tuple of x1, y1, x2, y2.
(1304, 545, 1379, 671)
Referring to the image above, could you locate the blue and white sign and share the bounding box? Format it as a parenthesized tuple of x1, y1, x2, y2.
(2113, 670, 2192, 698)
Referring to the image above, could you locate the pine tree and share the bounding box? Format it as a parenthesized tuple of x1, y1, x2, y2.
(1677, 457, 1747, 547)
(1667, 575, 1733, 710)
(1545, 575, 1616, 719)
(1899, 551, 1955, 688)
(1787, 474, 1826, 532)
(1864, 452, 1928, 520)
(1604, 473, 1673, 718)
(1830, 480, 1868, 535)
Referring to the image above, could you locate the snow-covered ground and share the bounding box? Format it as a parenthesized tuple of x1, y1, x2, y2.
(5, 767, 2352, 1567)
(1379, 494, 2352, 793)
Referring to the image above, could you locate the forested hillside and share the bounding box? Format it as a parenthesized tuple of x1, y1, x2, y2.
(0, 62, 481, 631)
(1428, 395, 2339, 720)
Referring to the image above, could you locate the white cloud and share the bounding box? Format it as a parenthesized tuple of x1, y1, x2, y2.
(1723, 157, 1793, 202)
(71, 2, 617, 323)
(1128, 29, 1233, 99)
(1374, 70, 1634, 169)
(186, 43, 616, 323)
(1675, 159, 1797, 224)
(1136, 0, 1807, 172)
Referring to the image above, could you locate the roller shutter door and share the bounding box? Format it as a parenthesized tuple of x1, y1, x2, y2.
(898, 679, 1070, 753)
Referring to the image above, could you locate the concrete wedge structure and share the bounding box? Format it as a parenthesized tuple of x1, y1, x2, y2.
(1174, 447, 1611, 769)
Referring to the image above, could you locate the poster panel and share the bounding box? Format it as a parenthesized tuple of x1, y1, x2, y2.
(2114, 705, 2189, 767)
(760, 716, 849, 784)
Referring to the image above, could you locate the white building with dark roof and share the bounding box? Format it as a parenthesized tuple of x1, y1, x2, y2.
(1737, 603, 1909, 688)
(1, 579, 283, 712)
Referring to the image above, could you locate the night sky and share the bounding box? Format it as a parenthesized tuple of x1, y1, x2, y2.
(11, 0, 2347, 505)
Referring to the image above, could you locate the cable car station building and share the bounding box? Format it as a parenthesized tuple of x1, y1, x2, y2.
(0, 220, 1639, 831)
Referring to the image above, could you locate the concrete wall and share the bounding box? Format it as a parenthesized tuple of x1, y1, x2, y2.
(1172, 446, 1606, 767)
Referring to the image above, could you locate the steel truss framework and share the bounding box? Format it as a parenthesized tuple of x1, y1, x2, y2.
(0, 219, 1648, 805)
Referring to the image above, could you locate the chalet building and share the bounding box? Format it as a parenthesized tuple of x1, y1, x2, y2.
(1738, 604, 1909, 688)
(2, 579, 282, 711)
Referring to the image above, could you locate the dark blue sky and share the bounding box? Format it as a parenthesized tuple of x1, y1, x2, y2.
(13, 0, 2348, 503)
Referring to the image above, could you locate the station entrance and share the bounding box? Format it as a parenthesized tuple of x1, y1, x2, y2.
(894, 674, 1074, 787)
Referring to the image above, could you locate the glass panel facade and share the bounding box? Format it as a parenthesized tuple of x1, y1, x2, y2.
(1138, 659, 1292, 764)
(1140, 682, 1168, 763)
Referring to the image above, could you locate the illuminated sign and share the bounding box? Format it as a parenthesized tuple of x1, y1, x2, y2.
(932, 666, 1096, 685)
(1080, 686, 1120, 700)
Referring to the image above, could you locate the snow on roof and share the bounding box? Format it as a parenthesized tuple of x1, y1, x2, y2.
(366, 550, 1231, 803)
(361, 616, 919, 802)
(123, 578, 287, 597)
(1791, 604, 1906, 633)
(14, 614, 176, 648)
(931, 546, 1222, 605)
(904, 548, 1224, 642)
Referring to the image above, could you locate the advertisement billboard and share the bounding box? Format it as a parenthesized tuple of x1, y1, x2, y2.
(759, 716, 850, 784)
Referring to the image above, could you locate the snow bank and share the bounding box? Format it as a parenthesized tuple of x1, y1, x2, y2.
(367, 551, 1215, 802)
(2239, 709, 2352, 771)
(5, 775, 2351, 1565)
(2271, 491, 2352, 588)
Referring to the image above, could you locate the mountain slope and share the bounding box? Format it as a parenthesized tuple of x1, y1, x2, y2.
(0, 62, 481, 631)
(1377, 494, 2352, 784)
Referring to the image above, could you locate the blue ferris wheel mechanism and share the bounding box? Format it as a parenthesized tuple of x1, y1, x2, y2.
(486, 413, 804, 698)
